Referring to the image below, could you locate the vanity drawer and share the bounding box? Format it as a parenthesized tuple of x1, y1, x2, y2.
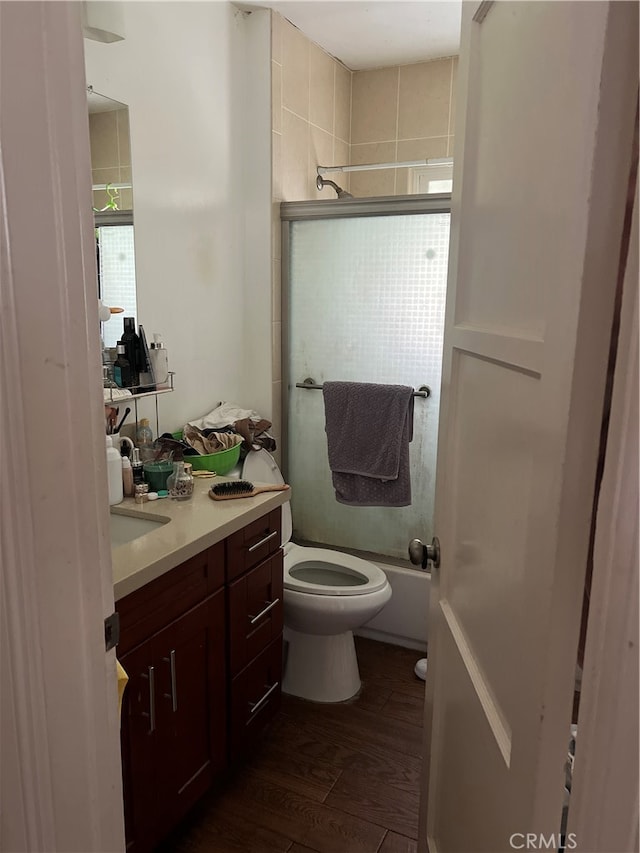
(117, 541, 225, 655)
(229, 635, 282, 761)
(225, 508, 281, 582)
(228, 550, 283, 677)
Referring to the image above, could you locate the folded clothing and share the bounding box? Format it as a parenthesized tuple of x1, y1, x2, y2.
(323, 381, 414, 507)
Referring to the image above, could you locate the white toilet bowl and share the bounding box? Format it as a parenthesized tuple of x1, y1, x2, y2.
(242, 450, 392, 703)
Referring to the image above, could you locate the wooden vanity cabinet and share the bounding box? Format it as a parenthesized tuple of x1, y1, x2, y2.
(116, 506, 284, 850)
(117, 543, 226, 853)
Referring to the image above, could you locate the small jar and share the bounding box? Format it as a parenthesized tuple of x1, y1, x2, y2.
(167, 460, 194, 501)
(134, 483, 149, 504)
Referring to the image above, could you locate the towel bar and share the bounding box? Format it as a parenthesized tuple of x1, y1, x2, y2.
(295, 378, 431, 398)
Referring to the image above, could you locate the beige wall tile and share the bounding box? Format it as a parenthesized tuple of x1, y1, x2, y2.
(397, 59, 451, 140)
(333, 138, 350, 192)
(89, 111, 118, 170)
(447, 135, 455, 157)
(282, 19, 309, 119)
(350, 168, 395, 198)
(309, 42, 334, 134)
(396, 136, 448, 162)
(118, 189, 133, 211)
(350, 140, 396, 166)
(272, 130, 282, 200)
(334, 62, 351, 143)
(272, 259, 281, 323)
(310, 125, 334, 199)
(351, 66, 399, 144)
(449, 57, 458, 136)
(282, 109, 310, 200)
(350, 140, 396, 197)
(116, 109, 130, 167)
(271, 11, 282, 65)
(272, 61, 282, 133)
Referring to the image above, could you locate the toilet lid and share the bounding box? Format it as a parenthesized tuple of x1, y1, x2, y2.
(242, 449, 292, 545)
(284, 545, 389, 596)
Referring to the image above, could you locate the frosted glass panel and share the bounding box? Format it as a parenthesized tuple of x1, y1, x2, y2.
(287, 213, 449, 560)
(98, 226, 137, 348)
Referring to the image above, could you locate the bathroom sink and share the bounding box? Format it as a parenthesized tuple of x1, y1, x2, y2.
(109, 511, 168, 548)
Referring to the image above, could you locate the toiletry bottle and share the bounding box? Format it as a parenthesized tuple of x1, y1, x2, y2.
(113, 344, 132, 388)
(121, 455, 134, 497)
(106, 436, 124, 505)
(131, 447, 144, 485)
(136, 418, 154, 462)
(137, 325, 156, 391)
(120, 317, 141, 387)
(150, 333, 169, 389)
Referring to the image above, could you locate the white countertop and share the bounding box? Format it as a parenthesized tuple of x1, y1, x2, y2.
(111, 477, 290, 601)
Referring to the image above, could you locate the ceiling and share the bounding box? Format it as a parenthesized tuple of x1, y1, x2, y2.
(245, 1, 462, 70)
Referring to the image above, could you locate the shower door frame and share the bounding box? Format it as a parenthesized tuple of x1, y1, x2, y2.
(279, 192, 452, 483)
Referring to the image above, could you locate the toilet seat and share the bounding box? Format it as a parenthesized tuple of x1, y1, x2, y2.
(284, 545, 388, 596)
(242, 449, 389, 597)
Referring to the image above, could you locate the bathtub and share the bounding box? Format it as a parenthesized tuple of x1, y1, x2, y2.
(355, 560, 429, 652)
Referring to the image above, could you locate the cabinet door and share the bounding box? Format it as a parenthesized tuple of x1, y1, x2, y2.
(119, 640, 159, 853)
(228, 550, 283, 677)
(154, 590, 227, 831)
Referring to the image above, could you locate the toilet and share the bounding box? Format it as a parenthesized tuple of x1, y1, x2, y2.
(242, 449, 392, 702)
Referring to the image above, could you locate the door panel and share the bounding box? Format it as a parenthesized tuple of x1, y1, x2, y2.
(421, 2, 638, 851)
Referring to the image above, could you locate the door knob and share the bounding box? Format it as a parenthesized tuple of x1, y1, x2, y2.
(408, 537, 441, 570)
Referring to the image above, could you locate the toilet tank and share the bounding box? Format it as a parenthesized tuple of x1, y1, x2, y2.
(242, 449, 292, 546)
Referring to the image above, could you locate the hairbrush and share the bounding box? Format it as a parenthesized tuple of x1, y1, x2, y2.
(208, 480, 290, 501)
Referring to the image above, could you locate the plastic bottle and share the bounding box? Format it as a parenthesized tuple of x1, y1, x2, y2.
(120, 317, 141, 387)
(121, 455, 134, 497)
(113, 344, 132, 388)
(149, 333, 169, 389)
(106, 436, 124, 505)
(136, 418, 154, 462)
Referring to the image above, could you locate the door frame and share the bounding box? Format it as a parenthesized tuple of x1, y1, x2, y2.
(566, 178, 639, 851)
(1, 3, 125, 850)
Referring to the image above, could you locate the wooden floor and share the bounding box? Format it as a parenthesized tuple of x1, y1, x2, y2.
(161, 637, 425, 853)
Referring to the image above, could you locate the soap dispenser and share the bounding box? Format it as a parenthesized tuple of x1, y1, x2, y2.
(149, 333, 169, 389)
(106, 436, 124, 505)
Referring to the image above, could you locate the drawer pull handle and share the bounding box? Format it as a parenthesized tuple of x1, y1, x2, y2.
(163, 649, 178, 713)
(248, 530, 278, 553)
(141, 666, 156, 733)
(249, 598, 280, 625)
(248, 681, 279, 716)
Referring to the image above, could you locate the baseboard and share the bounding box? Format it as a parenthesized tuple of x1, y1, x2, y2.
(355, 627, 428, 653)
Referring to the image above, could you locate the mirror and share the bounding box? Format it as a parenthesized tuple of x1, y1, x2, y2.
(87, 87, 137, 349)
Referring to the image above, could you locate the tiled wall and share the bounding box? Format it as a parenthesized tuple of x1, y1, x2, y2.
(270, 12, 352, 458)
(89, 108, 132, 211)
(350, 58, 458, 197)
(270, 13, 458, 455)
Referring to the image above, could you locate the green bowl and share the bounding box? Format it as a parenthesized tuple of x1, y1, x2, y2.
(143, 460, 173, 491)
(188, 443, 241, 475)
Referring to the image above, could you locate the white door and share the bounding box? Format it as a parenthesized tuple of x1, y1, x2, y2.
(419, 3, 638, 852)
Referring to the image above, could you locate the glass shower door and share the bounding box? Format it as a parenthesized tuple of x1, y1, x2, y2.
(287, 211, 449, 561)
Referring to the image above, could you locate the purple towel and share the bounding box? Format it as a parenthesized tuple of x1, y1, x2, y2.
(322, 382, 414, 507)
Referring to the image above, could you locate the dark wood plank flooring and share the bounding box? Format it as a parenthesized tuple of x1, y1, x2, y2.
(160, 637, 425, 853)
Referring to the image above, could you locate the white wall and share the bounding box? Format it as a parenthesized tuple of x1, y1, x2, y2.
(85, 2, 272, 433)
